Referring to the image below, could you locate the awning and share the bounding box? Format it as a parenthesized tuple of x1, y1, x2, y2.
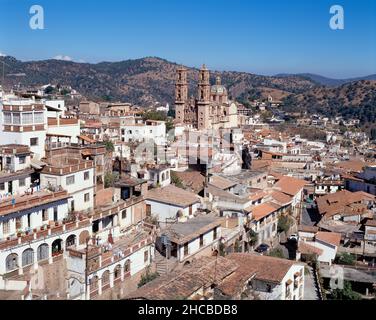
(46, 133, 71, 138)
(78, 135, 96, 144)
(30, 159, 47, 170)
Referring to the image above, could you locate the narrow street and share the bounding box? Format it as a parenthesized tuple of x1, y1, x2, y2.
(304, 266, 321, 300)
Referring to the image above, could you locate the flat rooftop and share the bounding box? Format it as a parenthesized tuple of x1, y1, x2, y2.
(162, 214, 221, 245)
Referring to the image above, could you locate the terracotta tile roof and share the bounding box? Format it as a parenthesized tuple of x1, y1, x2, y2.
(270, 191, 293, 205)
(334, 160, 368, 173)
(172, 171, 205, 193)
(298, 225, 319, 233)
(209, 175, 237, 190)
(316, 190, 375, 219)
(273, 176, 307, 197)
(251, 202, 280, 221)
(249, 190, 267, 202)
(218, 253, 297, 296)
(125, 256, 237, 300)
(298, 241, 323, 256)
(145, 185, 200, 208)
(315, 231, 341, 247)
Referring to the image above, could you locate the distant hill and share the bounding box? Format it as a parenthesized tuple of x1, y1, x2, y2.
(0, 56, 317, 106)
(275, 73, 376, 87)
(282, 80, 376, 125)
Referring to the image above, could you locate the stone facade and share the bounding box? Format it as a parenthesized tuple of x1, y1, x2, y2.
(175, 65, 238, 130)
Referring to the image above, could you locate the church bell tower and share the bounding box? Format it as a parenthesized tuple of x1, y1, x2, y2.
(197, 64, 211, 130)
(175, 66, 188, 124)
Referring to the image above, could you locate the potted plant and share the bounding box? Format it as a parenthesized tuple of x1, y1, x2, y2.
(17, 231, 22, 237)
(46, 225, 50, 229)
(33, 228, 37, 233)
(55, 221, 59, 227)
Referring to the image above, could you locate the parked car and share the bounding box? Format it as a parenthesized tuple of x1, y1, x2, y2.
(255, 243, 270, 254)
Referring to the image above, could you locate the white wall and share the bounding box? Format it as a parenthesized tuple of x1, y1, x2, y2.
(145, 199, 199, 222)
(41, 168, 95, 212)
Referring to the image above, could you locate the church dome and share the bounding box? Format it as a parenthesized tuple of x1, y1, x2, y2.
(211, 76, 227, 95)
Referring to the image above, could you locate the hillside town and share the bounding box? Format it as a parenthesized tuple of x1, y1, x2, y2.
(0, 64, 375, 301)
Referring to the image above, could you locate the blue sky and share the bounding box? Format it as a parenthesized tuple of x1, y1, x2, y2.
(0, 0, 375, 78)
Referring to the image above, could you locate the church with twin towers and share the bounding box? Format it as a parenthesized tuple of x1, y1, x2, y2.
(174, 65, 238, 130)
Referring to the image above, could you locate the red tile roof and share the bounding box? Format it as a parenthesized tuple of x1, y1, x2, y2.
(315, 232, 341, 247)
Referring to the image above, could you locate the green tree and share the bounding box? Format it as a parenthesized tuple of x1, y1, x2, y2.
(330, 281, 362, 300)
(104, 172, 119, 188)
(248, 230, 258, 246)
(277, 215, 292, 234)
(336, 253, 356, 266)
(171, 171, 184, 189)
(104, 140, 115, 153)
(268, 248, 285, 259)
(138, 267, 159, 288)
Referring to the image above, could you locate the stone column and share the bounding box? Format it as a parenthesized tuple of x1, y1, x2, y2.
(48, 246, 53, 264)
(18, 255, 23, 275)
(109, 272, 114, 288)
(120, 266, 124, 281)
(33, 250, 38, 270)
(98, 278, 102, 296)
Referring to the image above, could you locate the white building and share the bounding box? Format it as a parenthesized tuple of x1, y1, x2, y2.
(145, 185, 201, 223)
(0, 97, 47, 159)
(157, 215, 221, 264)
(121, 120, 166, 145)
(0, 190, 92, 277)
(40, 158, 95, 212)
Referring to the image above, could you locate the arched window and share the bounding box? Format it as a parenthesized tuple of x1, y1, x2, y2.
(37, 244, 49, 261)
(52, 239, 63, 255)
(22, 248, 34, 267)
(66, 234, 76, 249)
(101, 270, 110, 287)
(114, 265, 121, 279)
(6, 253, 18, 272)
(124, 259, 131, 273)
(90, 276, 98, 290)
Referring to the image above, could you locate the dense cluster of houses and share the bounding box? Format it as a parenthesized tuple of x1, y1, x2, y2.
(0, 75, 375, 301)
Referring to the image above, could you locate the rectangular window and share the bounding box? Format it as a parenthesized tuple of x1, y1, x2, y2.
(18, 155, 26, 164)
(200, 235, 204, 248)
(0, 183, 5, 191)
(34, 112, 44, 123)
(42, 209, 49, 221)
(84, 193, 90, 202)
(144, 250, 148, 263)
(13, 113, 21, 124)
(53, 207, 58, 221)
(3, 112, 11, 124)
(84, 171, 90, 180)
(30, 138, 39, 146)
(213, 227, 218, 240)
(22, 112, 33, 124)
(16, 217, 22, 229)
(66, 175, 75, 185)
(2, 220, 10, 235)
(184, 243, 189, 256)
(122, 210, 127, 219)
(19, 178, 26, 187)
(6, 157, 11, 165)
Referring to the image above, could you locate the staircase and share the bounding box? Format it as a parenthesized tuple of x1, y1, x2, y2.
(154, 250, 177, 275)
